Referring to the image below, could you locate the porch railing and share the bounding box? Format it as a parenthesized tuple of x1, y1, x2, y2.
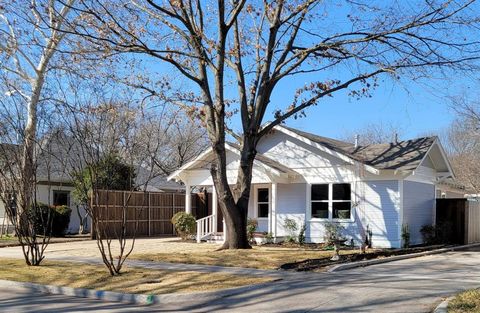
(196, 214, 216, 243)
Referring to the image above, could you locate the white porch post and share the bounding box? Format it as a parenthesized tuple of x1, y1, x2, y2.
(185, 184, 192, 214)
(212, 185, 218, 233)
(270, 183, 278, 237)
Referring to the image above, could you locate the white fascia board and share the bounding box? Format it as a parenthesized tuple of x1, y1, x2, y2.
(224, 143, 284, 178)
(414, 138, 455, 180)
(167, 147, 213, 182)
(275, 125, 379, 175)
(435, 139, 456, 179)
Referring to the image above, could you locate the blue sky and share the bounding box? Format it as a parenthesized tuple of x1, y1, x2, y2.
(136, 1, 480, 143)
(274, 78, 453, 140)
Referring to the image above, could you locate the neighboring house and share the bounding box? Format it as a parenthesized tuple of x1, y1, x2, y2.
(169, 125, 455, 248)
(0, 133, 184, 235)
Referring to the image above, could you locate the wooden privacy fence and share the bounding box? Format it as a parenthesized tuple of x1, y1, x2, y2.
(436, 199, 480, 245)
(91, 190, 204, 238)
(466, 201, 480, 244)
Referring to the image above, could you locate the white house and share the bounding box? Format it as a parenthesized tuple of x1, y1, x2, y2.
(0, 132, 185, 235)
(168, 125, 455, 248)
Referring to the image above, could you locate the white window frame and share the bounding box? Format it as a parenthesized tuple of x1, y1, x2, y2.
(310, 184, 330, 220)
(310, 183, 354, 222)
(254, 184, 270, 219)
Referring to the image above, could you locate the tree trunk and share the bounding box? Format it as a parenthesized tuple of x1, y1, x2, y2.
(19, 90, 39, 221)
(212, 136, 257, 250)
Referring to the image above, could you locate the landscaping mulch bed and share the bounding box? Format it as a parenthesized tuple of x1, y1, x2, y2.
(280, 245, 447, 271)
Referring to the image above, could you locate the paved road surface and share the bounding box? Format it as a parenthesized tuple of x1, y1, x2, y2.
(1, 247, 479, 312)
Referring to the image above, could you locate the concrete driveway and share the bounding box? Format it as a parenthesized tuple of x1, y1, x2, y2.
(0, 242, 479, 312)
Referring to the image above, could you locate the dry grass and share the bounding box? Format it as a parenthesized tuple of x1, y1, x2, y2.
(132, 241, 367, 269)
(0, 258, 272, 294)
(448, 289, 480, 313)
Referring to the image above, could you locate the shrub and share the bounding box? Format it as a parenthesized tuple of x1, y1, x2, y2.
(298, 223, 307, 245)
(420, 224, 437, 245)
(265, 232, 273, 243)
(401, 223, 410, 248)
(29, 203, 72, 237)
(283, 218, 298, 243)
(247, 218, 258, 242)
(52, 205, 72, 236)
(323, 221, 345, 246)
(171, 212, 196, 240)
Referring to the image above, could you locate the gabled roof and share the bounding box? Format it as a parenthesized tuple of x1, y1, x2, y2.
(278, 125, 439, 172)
(169, 125, 454, 183)
(167, 142, 297, 182)
(347, 137, 437, 171)
(226, 142, 294, 174)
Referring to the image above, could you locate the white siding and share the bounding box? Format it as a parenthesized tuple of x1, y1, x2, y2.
(403, 181, 435, 245)
(276, 183, 306, 237)
(361, 180, 401, 248)
(185, 150, 275, 186)
(257, 130, 358, 183)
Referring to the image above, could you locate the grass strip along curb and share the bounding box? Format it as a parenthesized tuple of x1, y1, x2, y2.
(0, 278, 281, 306)
(327, 243, 480, 272)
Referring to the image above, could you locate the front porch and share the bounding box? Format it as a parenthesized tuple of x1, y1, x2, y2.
(184, 183, 281, 243)
(170, 142, 298, 244)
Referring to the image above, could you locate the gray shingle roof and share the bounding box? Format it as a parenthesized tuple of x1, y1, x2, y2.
(280, 126, 436, 171)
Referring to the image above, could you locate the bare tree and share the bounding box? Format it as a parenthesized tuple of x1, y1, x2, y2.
(143, 112, 209, 176)
(65, 0, 480, 249)
(0, 1, 77, 264)
(447, 97, 480, 193)
(54, 77, 179, 274)
(340, 122, 403, 146)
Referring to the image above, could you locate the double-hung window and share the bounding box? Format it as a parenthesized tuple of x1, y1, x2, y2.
(256, 188, 269, 218)
(311, 183, 352, 220)
(311, 184, 329, 218)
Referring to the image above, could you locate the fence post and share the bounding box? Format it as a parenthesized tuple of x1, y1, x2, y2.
(172, 193, 175, 235)
(148, 192, 151, 237)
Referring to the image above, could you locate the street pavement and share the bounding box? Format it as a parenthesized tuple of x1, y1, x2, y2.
(0, 246, 479, 312)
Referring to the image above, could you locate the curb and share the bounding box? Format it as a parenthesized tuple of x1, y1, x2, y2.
(327, 243, 480, 272)
(0, 278, 281, 306)
(433, 297, 452, 313)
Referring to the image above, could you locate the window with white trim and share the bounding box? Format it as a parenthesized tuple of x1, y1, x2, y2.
(257, 188, 269, 218)
(311, 183, 351, 219)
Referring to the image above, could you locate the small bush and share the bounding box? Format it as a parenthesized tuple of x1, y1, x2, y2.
(401, 223, 410, 248)
(52, 205, 72, 236)
(298, 223, 307, 245)
(247, 218, 258, 242)
(171, 212, 196, 240)
(420, 224, 436, 245)
(265, 232, 273, 243)
(28, 203, 72, 237)
(323, 221, 345, 246)
(283, 218, 298, 243)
